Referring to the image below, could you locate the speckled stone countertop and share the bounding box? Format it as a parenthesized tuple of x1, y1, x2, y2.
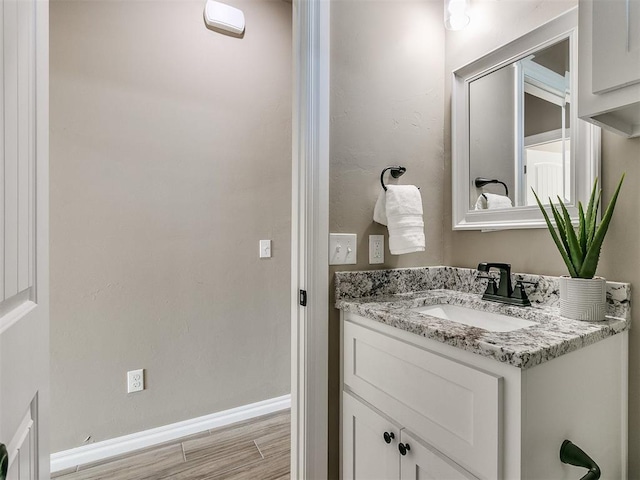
(335, 266, 631, 369)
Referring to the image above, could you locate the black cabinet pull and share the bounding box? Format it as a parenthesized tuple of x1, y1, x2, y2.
(398, 442, 411, 455)
(560, 440, 601, 480)
(383, 431, 395, 444)
(1, 443, 7, 480)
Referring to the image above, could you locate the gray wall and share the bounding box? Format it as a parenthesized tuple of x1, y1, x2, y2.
(50, 0, 292, 452)
(329, 0, 445, 475)
(524, 93, 564, 136)
(444, 1, 640, 477)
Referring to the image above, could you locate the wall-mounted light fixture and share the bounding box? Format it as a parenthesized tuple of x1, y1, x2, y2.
(445, 0, 470, 30)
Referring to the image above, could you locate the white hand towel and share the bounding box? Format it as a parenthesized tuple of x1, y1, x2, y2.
(373, 190, 388, 226)
(474, 193, 512, 210)
(385, 185, 425, 255)
(474, 195, 485, 210)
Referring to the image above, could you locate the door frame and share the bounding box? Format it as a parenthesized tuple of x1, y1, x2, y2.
(291, 0, 330, 478)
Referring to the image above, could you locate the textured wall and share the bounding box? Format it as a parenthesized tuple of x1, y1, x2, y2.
(444, 1, 640, 476)
(329, 0, 445, 475)
(50, 0, 291, 452)
(597, 133, 640, 478)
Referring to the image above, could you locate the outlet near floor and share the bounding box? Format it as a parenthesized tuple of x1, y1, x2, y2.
(127, 369, 144, 393)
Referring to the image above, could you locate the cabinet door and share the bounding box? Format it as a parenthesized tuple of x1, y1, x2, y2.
(399, 431, 477, 480)
(592, 0, 640, 93)
(343, 392, 400, 480)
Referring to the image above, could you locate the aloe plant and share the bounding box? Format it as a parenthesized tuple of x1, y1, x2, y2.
(532, 174, 625, 279)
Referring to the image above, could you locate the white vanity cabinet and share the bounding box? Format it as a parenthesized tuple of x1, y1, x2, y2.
(340, 311, 628, 480)
(578, 0, 640, 137)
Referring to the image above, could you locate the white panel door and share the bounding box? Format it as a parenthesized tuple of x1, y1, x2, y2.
(0, 0, 49, 477)
(342, 392, 400, 480)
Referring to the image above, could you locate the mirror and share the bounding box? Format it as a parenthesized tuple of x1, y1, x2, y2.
(469, 39, 571, 209)
(452, 8, 600, 230)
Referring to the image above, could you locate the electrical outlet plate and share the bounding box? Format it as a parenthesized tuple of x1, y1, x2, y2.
(369, 235, 384, 264)
(329, 233, 357, 265)
(127, 369, 144, 393)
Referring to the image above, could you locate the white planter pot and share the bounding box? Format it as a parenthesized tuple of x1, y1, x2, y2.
(559, 276, 607, 321)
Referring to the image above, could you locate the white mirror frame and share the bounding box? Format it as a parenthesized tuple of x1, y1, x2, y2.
(452, 8, 601, 231)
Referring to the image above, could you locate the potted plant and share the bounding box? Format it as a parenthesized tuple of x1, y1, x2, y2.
(533, 174, 625, 321)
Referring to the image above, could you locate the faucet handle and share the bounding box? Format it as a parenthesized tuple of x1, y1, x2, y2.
(479, 277, 498, 295)
(512, 280, 532, 305)
(477, 274, 497, 280)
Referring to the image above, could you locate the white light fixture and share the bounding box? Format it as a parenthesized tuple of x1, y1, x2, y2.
(445, 0, 470, 30)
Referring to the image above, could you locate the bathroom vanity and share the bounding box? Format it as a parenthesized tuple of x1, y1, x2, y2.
(336, 267, 630, 480)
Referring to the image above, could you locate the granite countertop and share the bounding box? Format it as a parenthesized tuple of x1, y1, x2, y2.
(335, 267, 632, 369)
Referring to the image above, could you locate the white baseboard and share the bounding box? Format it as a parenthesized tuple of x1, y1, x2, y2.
(50, 394, 291, 473)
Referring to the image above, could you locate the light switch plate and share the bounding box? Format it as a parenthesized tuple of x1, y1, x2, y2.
(369, 235, 384, 264)
(329, 234, 357, 265)
(259, 239, 271, 258)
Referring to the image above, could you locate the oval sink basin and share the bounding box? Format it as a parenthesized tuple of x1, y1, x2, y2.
(411, 304, 536, 332)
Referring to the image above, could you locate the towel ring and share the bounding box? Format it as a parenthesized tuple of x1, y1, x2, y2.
(381, 166, 407, 191)
(474, 177, 509, 197)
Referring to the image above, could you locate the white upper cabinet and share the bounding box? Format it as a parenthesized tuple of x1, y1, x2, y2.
(579, 0, 640, 137)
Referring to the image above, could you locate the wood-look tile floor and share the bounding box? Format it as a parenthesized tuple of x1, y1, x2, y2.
(52, 410, 291, 480)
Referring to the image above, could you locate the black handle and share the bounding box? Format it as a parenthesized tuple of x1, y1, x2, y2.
(512, 281, 531, 303)
(476, 274, 497, 280)
(398, 442, 411, 456)
(383, 431, 395, 444)
(560, 440, 601, 480)
(484, 278, 498, 295)
(1, 443, 8, 480)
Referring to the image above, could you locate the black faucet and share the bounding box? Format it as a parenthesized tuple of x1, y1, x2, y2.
(477, 262, 531, 307)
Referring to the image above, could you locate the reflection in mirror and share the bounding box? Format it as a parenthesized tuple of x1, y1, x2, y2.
(469, 38, 571, 210)
(452, 8, 600, 230)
